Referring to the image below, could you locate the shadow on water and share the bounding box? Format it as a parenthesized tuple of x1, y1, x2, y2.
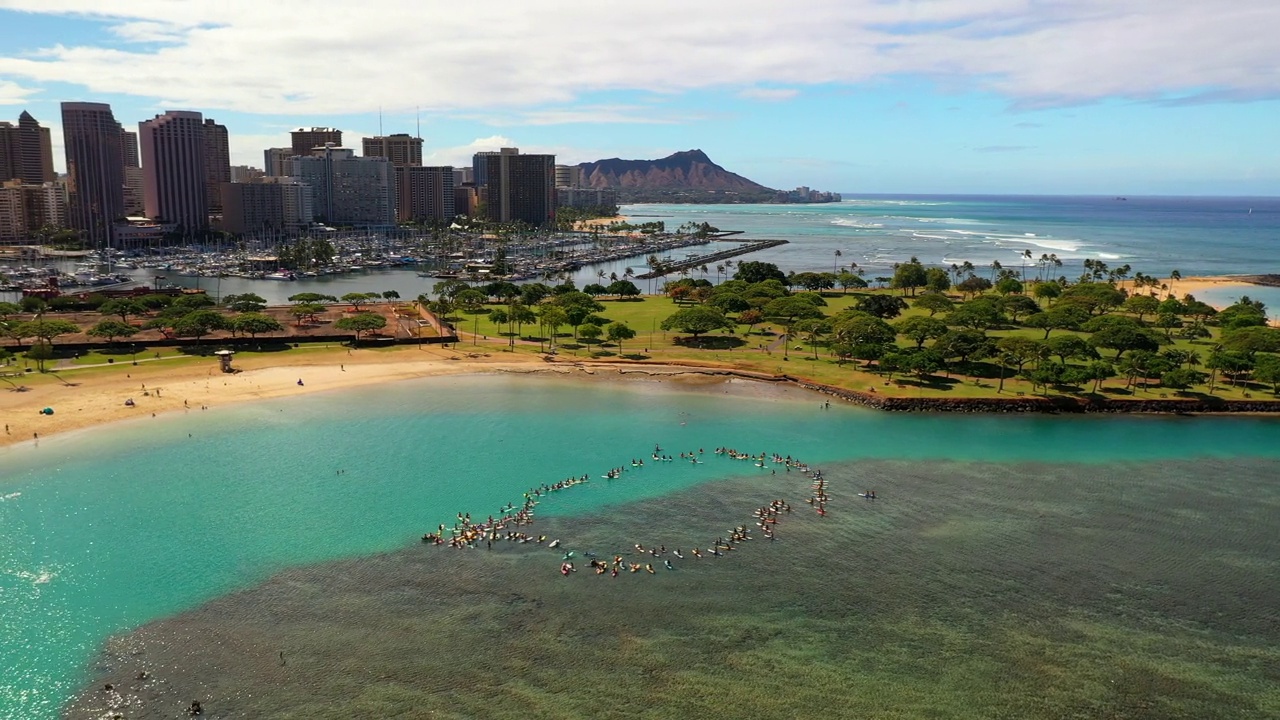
(67, 457, 1280, 719)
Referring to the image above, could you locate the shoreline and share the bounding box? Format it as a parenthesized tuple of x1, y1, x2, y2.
(7, 343, 1280, 452)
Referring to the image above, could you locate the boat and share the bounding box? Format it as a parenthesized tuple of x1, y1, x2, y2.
(264, 271, 296, 281)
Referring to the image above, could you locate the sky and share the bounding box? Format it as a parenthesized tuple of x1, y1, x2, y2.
(0, 1, 1277, 196)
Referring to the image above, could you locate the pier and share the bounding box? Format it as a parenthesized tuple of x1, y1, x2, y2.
(635, 239, 789, 279)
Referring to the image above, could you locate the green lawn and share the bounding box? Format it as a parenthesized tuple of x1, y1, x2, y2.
(446, 289, 1277, 402)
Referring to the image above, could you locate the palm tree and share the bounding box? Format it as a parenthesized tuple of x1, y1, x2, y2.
(1021, 249, 1032, 281)
(1169, 269, 1181, 298)
(834, 249, 843, 273)
(989, 260, 1003, 282)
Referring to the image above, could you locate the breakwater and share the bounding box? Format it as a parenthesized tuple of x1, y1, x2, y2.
(635, 239, 789, 279)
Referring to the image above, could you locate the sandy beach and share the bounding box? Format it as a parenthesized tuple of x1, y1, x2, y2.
(1156, 275, 1257, 302)
(0, 347, 545, 450)
(0, 346, 745, 450)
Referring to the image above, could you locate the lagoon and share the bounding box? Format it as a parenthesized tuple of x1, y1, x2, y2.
(4, 374, 1280, 718)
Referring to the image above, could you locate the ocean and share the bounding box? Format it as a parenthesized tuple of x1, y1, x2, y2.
(6, 196, 1277, 314)
(4, 374, 1280, 718)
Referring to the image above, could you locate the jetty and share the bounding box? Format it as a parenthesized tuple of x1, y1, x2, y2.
(635, 239, 789, 279)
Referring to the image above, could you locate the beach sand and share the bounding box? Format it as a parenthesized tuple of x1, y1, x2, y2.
(0, 346, 740, 450)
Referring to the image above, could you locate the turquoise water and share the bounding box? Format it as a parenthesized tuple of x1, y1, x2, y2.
(4, 374, 1280, 718)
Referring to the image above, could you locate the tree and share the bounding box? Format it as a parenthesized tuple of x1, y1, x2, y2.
(996, 337, 1048, 378)
(1252, 353, 1280, 394)
(660, 305, 732, 341)
(1154, 312, 1183, 338)
(831, 312, 896, 362)
(893, 316, 948, 349)
(291, 303, 326, 325)
(733, 261, 787, 284)
(583, 283, 608, 297)
(1219, 326, 1280, 358)
(912, 292, 955, 317)
(334, 312, 387, 343)
(222, 293, 267, 313)
(1046, 334, 1097, 366)
(995, 276, 1024, 295)
(709, 293, 751, 314)
(891, 257, 928, 296)
(554, 291, 605, 341)
(606, 321, 637, 356)
(1087, 317, 1161, 358)
(794, 318, 831, 359)
(341, 292, 376, 311)
(1216, 299, 1269, 330)
(87, 320, 138, 343)
(956, 276, 992, 298)
(1205, 349, 1251, 392)
(455, 289, 488, 314)
(19, 317, 81, 347)
(738, 308, 764, 336)
(1002, 295, 1042, 323)
(1024, 305, 1089, 339)
(537, 305, 568, 351)
(946, 297, 1004, 330)
(432, 279, 470, 300)
(578, 322, 603, 345)
(1085, 360, 1116, 393)
(1060, 283, 1124, 316)
(173, 293, 216, 312)
(1122, 294, 1160, 322)
(382, 290, 401, 301)
(1160, 368, 1205, 394)
(99, 298, 145, 324)
(836, 271, 868, 293)
(520, 283, 554, 306)
(924, 267, 951, 294)
(288, 292, 335, 305)
(855, 294, 908, 319)
(791, 271, 835, 292)
(606, 279, 641, 300)
(933, 329, 993, 367)
(172, 309, 226, 344)
(1033, 282, 1062, 304)
(231, 312, 285, 338)
(764, 296, 825, 357)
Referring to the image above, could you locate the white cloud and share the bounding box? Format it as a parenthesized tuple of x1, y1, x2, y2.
(423, 136, 517, 168)
(0, 79, 38, 104)
(0, 1, 1276, 115)
(738, 88, 800, 102)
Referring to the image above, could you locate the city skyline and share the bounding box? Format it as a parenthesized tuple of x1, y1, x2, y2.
(0, 1, 1277, 196)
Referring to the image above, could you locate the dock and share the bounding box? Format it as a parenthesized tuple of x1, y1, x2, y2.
(635, 239, 789, 279)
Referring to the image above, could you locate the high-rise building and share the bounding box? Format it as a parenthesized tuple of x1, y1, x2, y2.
(61, 102, 125, 247)
(476, 148, 556, 226)
(554, 164, 583, 189)
(287, 145, 393, 227)
(0, 179, 69, 244)
(290, 127, 342, 157)
(230, 165, 265, 183)
(120, 128, 139, 168)
(362, 134, 422, 168)
(203, 118, 231, 214)
(452, 167, 474, 187)
(263, 148, 293, 177)
(139, 110, 208, 236)
(220, 177, 314, 236)
(0, 111, 55, 185)
(0, 182, 25, 243)
(395, 165, 454, 224)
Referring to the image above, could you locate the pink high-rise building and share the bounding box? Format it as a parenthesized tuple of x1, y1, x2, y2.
(139, 111, 208, 237)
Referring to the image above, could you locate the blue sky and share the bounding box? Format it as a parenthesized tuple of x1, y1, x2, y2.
(1, 1, 1277, 196)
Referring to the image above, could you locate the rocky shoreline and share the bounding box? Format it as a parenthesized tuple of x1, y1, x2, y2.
(546, 358, 1280, 415)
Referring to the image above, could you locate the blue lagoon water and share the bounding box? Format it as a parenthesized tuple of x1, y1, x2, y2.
(4, 374, 1280, 718)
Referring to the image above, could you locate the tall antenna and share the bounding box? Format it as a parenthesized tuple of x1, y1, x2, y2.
(378, 106, 383, 136)
(416, 106, 421, 139)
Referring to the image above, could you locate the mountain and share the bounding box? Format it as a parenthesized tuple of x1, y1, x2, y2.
(576, 149, 776, 202)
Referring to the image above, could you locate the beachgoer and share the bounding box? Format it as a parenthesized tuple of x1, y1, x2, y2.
(297, 379, 304, 386)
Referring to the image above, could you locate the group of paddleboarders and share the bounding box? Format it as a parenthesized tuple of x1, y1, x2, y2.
(422, 442, 876, 575)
